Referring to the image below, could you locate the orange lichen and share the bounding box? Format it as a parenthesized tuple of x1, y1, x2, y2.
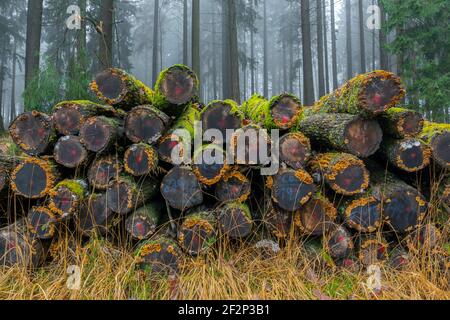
(294, 169, 314, 185)
(139, 243, 162, 257)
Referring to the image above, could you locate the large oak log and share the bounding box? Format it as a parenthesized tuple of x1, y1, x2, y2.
(53, 136, 88, 168)
(106, 175, 159, 215)
(379, 107, 424, 139)
(76, 193, 117, 237)
(294, 192, 336, 236)
(242, 93, 302, 130)
(11, 157, 59, 199)
(267, 168, 315, 211)
(52, 100, 121, 135)
(135, 236, 181, 275)
(217, 202, 253, 239)
(161, 166, 204, 211)
(192, 144, 229, 186)
(27, 206, 58, 240)
(379, 138, 431, 172)
(335, 195, 382, 233)
(153, 64, 199, 117)
(124, 105, 171, 145)
(279, 132, 311, 170)
(90, 68, 153, 110)
(49, 180, 88, 218)
(298, 112, 383, 158)
(419, 121, 450, 170)
(312, 70, 405, 117)
(178, 210, 216, 256)
(230, 124, 272, 166)
(79, 116, 122, 153)
(215, 170, 251, 203)
(200, 100, 244, 142)
(124, 143, 159, 177)
(9, 111, 56, 156)
(125, 203, 163, 240)
(308, 153, 369, 195)
(88, 156, 122, 190)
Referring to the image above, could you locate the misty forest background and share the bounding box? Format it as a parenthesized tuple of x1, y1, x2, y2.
(0, 0, 449, 132)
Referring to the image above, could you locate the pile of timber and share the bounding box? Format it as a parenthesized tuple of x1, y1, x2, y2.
(0, 66, 448, 274)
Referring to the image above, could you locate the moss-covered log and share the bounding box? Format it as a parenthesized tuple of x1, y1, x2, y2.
(419, 121, 450, 170)
(88, 156, 122, 190)
(312, 70, 405, 117)
(308, 153, 370, 195)
(135, 236, 181, 275)
(230, 123, 272, 166)
(215, 171, 251, 203)
(192, 144, 229, 186)
(323, 225, 354, 260)
(279, 132, 311, 170)
(264, 201, 295, 239)
(267, 168, 315, 212)
(297, 112, 383, 158)
(124, 143, 159, 177)
(79, 116, 122, 153)
(158, 105, 200, 164)
(379, 107, 424, 139)
(125, 105, 171, 145)
(90, 68, 153, 110)
(354, 234, 388, 266)
(404, 223, 441, 252)
(53, 136, 88, 169)
(9, 111, 56, 156)
(49, 180, 88, 218)
(242, 93, 302, 130)
(27, 206, 58, 240)
(125, 203, 163, 240)
(76, 193, 117, 237)
(161, 166, 204, 211)
(366, 160, 428, 233)
(336, 195, 382, 233)
(294, 192, 336, 236)
(52, 100, 121, 135)
(106, 175, 159, 215)
(217, 202, 253, 239)
(11, 157, 59, 199)
(200, 100, 244, 141)
(153, 64, 199, 117)
(379, 138, 431, 172)
(178, 210, 216, 256)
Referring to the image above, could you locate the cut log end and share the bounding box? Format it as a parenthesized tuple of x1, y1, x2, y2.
(363, 76, 403, 114)
(0, 230, 43, 268)
(88, 156, 122, 190)
(399, 112, 424, 138)
(431, 132, 450, 169)
(54, 136, 88, 168)
(137, 237, 181, 275)
(53, 105, 83, 135)
(77, 193, 115, 236)
(92, 69, 125, 102)
(395, 140, 431, 172)
(215, 171, 251, 203)
(27, 207, 57, 240)
(157, 134, 186, 164)
(270, 95, 301, 129)
(406, 223, 441, 252)
(125, 206, 161, 240)
(345, 118, 383, 158)
(106, 180, 135, 215)
(179, 214, 216, 255)
(124, 144, 158, 177)
(357, 236, 388, 266)
(9, 112, 53, 155)
(295, 195, 336, 236)
(201, 102, 242, 138)
(218, 202, 253, 239)
(158, 66, 198, 105)
(193, 146, 228, 186)
(80, 117, 116, 153)
(161, 167, 204, 211)
(324, 225, 353, 259)
(11, 158, 56, 199)
(49, 181, 86, 217)
(344, 197, 382, 233)
(270, 169, 315, 211)
(265, 203, 294, 239)
(231, 124, 271, 166)
(125, 106, 168, 144)
(388, 247, 410, 270)
(279, 133, 311, 170)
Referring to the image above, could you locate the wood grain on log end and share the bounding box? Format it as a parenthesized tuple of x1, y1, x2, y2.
(178, 212, 216, 256)
(344, 117, 383, 158)
(54, 136, 88, 168)
(27, 206, 57, 240)
(136, 236, 181, 275)
(124, 143, 158, 177)
(231, 124, 272, 166)
(294, 193, 336, 236)
(279, 132, 311, 170)
(125, 204, 162, 240)
(269, 94, 302, 130)
(382, 138, 431, 172)
(80, 116, 119, 153)
(125, 106, 170, 145)
(342, 196, 382, 233)
(156, 65, 199, 106)
(192, 145, 228, 186)
(323, 225, 353, 260)
(215, 171, 251, 203)
(355, 234, 388, 266)
(201, 100, 243, 139)
(88, 156, 122, 190)
(49, 180, 87, 217)
(76, 193, 116, 237)
(218, 202, 253, 239)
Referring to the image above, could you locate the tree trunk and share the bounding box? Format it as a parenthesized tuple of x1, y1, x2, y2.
(179, 211, 216, 255)
(323, 1, 330, 93)
(301, 0, 315, 105)
(358, 0, 366, 73)
(152, 0, 160, 85)
(183, 0, 188, 66)
(228, 0, 240, 102)
(330, 0, 338, 89)
(124, 143, 159, 177)
(345, 0, 353, 80)
(263, 0, 269, 97)
(222, 2, 230, 99)
(10, 38, 17, 124)
(316, 0, 325, 97)
(250, 1, 256, 94)
(380, 138, 431, 172)
(25, 0, 44, 90)
(99, 0, 114, 69)
(49, 180, 88, 218)
(279, 132, 312, 170)
(192, 0, 200, 89)
(53, 135, 88, 169)
(379, 2, 388, 70)
(378, 107, 424, 139)
(295, 192, 336, 236)
(88, 156, 122, 190)
(77, 0, 87, 64)
(218, 202, 253, 239)
(215, 171, 251, 203)
(125, 203, 162, 240)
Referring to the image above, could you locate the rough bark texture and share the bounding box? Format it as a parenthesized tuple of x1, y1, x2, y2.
(53, 136, 88, 169)
(125, 203, 163, 240)
(379, 107, 424, 139)
(124, 143, 159, 177)
(379, 138, 431, 172)
(88, 156, 122, 190)
(419, 121, 450, 170)
(178, 211, 216, 256)
(217, 202, 253, 239)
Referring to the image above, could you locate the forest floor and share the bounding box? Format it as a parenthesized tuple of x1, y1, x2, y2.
(0, 229, 449, 300)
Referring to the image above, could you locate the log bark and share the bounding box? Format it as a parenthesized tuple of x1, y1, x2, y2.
(135, 236, 181, 275)
(230, 124, 272, 167)
(49, 180, 88, 218)
(200, 100, 244, 142)
(294, 192, 336, 236)
(27, 206, 58, 240)
(153, 64, 199, 117)
(106, 175, 159, 215)
(335, 195, 382, 233)
(279, 132, 311, 170)
(125, 203, 163, 240)
(160, 166, 204, 211)
(323, 224, 353, 260)
(178, 210, 216, 256)
(53, 136, 88, 169)
(308, 153, 370, 195)
(312, 70, 405, 117)
(79, 116, 123, 153)
(88, 155, 122, 190)
(379, 107, 424, 139)
(419, 121, 450, 170)
(217, 202, 253, 239)
(124, 105, 171, 145)
(90, 68, 153, 110)
(354, 234, 388, 266)
(52, 100, 120, 136)
(192, 144, 229, 186)
(11, 157, 59, 199)
(242, 93, 302, 130)
(215, 170, 251, 203)
(379, 138, 431, 172)
(267, 168, 315, 211)
(9, 111, 56, 156)
(76, 193, 117, 237)
(298, 112, 383, 158)
(124, 143, 159, 177)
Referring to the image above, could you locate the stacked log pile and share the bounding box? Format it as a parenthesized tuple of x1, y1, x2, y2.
(0, 67, 448, 276)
